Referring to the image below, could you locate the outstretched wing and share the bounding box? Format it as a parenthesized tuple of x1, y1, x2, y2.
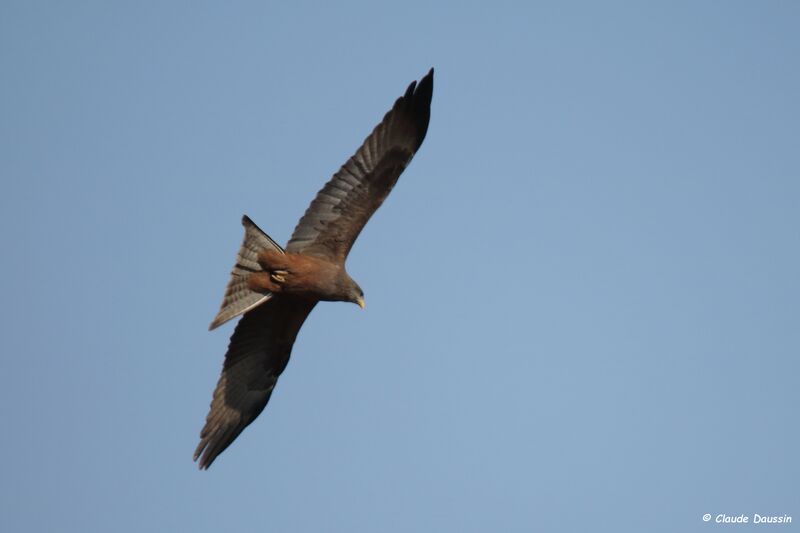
(286, 68, 433, 261)
(194, 297, 316, 469)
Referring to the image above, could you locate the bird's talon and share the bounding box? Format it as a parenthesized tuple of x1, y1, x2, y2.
(270, 270, 288, 283)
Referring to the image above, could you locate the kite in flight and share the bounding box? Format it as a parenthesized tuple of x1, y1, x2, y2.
(194, 69, 434, 469)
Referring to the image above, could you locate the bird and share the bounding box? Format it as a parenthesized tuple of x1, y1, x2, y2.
(194, 68, 434, 469)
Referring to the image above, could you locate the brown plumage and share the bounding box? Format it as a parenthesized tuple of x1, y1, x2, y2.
(194, 68, 434, 469)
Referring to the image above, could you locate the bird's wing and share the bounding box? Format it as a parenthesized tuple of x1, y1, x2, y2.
(286, 68, 433, 261)
(194, 297, 316, 469)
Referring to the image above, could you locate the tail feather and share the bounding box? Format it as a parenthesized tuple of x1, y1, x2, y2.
(209, 216, 284, 330)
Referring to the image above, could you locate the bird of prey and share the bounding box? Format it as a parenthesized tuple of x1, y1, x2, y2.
(194, 69, 434, 469)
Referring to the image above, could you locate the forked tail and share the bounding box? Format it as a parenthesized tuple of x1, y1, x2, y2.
(208, 215, 284, 330)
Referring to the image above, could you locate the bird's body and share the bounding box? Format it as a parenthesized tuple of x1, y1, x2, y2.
(247, 249, 362, 304)
(194, 69, 434, 469)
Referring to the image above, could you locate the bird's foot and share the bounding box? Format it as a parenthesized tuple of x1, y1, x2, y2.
(270, 270, 288, 283)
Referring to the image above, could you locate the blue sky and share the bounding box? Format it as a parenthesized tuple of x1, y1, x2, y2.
(1, 2, 798, 532)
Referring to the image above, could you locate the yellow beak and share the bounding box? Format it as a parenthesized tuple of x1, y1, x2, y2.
(356, 296, 366, 309)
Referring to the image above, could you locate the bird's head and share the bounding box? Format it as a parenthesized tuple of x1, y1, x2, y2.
(349, 283, 365, 310)
(336, 271, 365, 309)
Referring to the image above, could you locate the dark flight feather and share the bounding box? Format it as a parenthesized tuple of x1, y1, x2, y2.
(195, 298, 316, 469)
(287, 68, 433, 261)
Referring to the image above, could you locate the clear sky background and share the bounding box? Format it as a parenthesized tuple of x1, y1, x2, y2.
(1, 2, 798, 532)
